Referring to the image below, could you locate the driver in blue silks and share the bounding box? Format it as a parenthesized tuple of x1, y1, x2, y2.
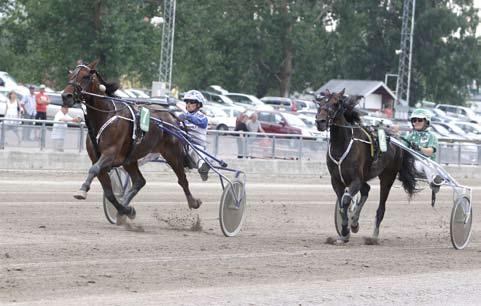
(179, 90, 210, 181)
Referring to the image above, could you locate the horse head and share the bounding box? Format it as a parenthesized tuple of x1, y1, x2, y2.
(315, 89, 364, 131)
(61, 59, 118, 107)
(315, 89, 345, 131)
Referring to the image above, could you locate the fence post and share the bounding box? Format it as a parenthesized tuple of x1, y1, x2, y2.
(213, 131, 219, 156)
(40, 122, 46, 151)
(78, 124, 85, 153)
(271, 136, 276, 159)
(0, 120, 4, 150)
(298, 136, 303, 160)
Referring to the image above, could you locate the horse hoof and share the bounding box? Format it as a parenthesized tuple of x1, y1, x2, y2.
(127, 207, 136, 220)
(338, 233, 350, 243)
(364, 236, 379, 245)
(116, 213, 127, 226)
(351, 223, 359, 233)
(73, 190, 87, 200)
(188, 198, 202, 210)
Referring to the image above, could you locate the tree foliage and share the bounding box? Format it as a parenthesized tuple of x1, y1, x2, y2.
(0, 0, 480, 105)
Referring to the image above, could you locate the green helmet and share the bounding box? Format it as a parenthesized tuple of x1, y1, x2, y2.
(410, 108, 431, 123)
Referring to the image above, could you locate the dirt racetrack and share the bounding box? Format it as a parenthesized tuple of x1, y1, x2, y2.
(1, 169, 481, 305)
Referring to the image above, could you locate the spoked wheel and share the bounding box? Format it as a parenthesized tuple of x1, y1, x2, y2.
(450, 196, 473, 250)
(334, 193, 361, 236)
(103, 167, 132, 224)
(219, 179, 247, 237)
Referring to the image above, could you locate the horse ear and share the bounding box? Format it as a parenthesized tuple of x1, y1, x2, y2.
(67, 68, 72, 74)
(89, 59, 100, 70)
(340, 88, 345, 96)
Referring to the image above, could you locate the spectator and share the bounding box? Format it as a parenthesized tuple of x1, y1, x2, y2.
(234, 113, 249, 158)
(246, 112, 265, 134)
(51, 106, 81, 152)
(246, 112, 264, 158)
(20, 85, 37, 141)
(5, 90, 23, 144)
(35, 84, 50, 140)
(35, 84, 50, 121)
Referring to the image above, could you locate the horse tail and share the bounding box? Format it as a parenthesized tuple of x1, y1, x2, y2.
(398, 148, 418, 198)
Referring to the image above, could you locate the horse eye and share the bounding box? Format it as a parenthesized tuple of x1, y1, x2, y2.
(82, 75, 90, 80)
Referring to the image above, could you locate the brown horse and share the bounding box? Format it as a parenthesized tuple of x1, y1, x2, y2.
(61, 60, 201, 222)
(315, 89, 418, 243)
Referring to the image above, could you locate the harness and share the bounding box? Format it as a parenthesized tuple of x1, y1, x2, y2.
(66, 65, 142, 159)
(328, 125, 373, 185)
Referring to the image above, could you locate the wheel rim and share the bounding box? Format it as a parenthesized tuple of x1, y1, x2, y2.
(103, 168, 131, 224)
(219, 180, 246, 237)
(450, 196, 472, 250)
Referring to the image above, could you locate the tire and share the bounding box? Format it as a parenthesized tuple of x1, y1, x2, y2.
(450, 196, 473, 250)
(219, 179, 247, 237)
(103, 167, 132, 224)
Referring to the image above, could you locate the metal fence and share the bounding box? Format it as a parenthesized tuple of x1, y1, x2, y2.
(1, 117, 480, 165)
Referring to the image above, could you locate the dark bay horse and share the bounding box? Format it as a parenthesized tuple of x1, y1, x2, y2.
(315, 89, 418, 243)
(61, 60, 202, 222)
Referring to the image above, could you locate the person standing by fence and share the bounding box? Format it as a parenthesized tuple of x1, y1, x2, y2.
(5, 90, 24, 144)
(51, 106, 81, 152)
(20, 85, 37, 141)
(234, 113, 249, 158)
(34, 84, 50, 140)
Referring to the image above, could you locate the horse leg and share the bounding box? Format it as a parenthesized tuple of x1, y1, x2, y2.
(338, 180, 363, 241)
(121, 161, 146, 211)
(74, 153, 115, 200)
(97, 169, 135, 221)
(373, 173, 397, 239)
(163, 147, 202, 209)
(350, 182, 370, 233)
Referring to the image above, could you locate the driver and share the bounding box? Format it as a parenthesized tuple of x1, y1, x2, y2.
(404, 108, 443, 192)
(179, 90, 210, 181)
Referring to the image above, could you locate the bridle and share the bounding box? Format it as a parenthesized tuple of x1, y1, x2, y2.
(65, 65, 130, 114)
(66, 65, 96, 104)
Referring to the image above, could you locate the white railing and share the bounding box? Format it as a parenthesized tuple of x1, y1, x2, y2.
(0, 117, 480, 165)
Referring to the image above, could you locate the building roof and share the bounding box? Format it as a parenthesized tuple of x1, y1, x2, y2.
(316, 79, 396, 100)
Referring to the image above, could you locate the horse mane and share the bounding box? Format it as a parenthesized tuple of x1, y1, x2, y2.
(342, 96, 363, 124)
(95, 72, 119, 96)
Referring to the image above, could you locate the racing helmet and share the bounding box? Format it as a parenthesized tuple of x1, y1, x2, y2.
(410, 108, 431, 126)
(183, 90, 206, 107)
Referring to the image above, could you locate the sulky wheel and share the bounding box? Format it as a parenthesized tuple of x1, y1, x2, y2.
(219, 179, 247, 237)
(103, 167, 132, 224)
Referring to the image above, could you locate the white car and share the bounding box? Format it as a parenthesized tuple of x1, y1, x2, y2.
(452, 121, 481, 140)
(0, 92, 7, 116)
(224, 93, 274, 111)
(202, 104, 236, 131)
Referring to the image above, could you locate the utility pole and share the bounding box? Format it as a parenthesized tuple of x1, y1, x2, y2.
(395, 0, 416, 119)
(152, 0, 176, 97)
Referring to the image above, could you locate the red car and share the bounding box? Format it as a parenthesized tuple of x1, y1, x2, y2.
(240, 110, 313, 137)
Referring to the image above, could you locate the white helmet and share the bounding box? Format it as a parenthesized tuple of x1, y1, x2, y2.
(183, 90, 206, 107)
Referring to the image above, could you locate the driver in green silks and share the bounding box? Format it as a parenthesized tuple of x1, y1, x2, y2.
(404, 109, 444, 192)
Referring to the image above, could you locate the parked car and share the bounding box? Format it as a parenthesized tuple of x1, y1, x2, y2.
(433, 121, 469, 140)
(0, 92, 7, 116)
(435, 104, 481, 123)
(260, 97, 297, 112)
(0, 71, 18, 92)
(200, 91, 246, 114)
(452, 121, 481, 141)
(202, 104, 236, 131)
(124, 88, 150, 98)
(224, 93, 273, 110)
